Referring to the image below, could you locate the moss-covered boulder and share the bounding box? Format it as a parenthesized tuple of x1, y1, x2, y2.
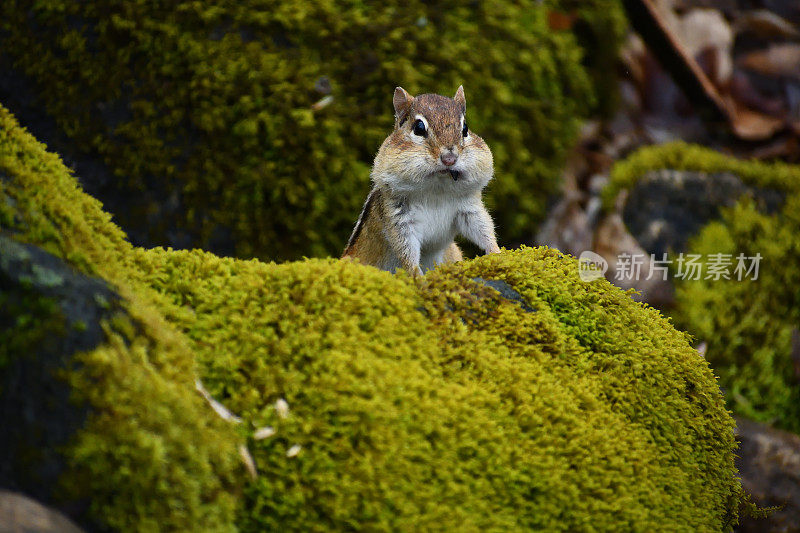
(0, 0, 626, 260)
(677, 198, 800, 434)
(606, 142, 800, 434)
(1, 106, 243, 531)
(0, 237, 243, 532)
(604, 142, 800, 214)
(1, 105, 748, 530)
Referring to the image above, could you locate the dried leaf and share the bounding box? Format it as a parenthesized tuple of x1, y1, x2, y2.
(696, 342, 707, 358)
(286, 444, 302, 458)
(547, 10, 577, 31)
(254, 426, 276, 440)
(728, 102, 785, 141)
(729, 70, 786, 116)
(623, 0, 729, 119)
(274, 398, 290, 419)
(624, 0, 786, 141)
(738, 44, 800, 80)
(195, 378, 242, 424)
(311, 95, 334, 111)
(735, 10, 800, 39)
(238, 444, 258, 480)
(678, 9, 733, 85)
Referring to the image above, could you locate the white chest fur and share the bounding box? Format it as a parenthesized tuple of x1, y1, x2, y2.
(409, 196, 460, 252)
(397, 191, 477, 272)
(376, 174, 490, 273)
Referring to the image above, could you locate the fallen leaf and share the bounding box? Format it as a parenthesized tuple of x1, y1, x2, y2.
(728, 100, 785, 140)
(729, 70, 786, 116)
(254, 427, 276, 440)
(678, 8, 734, 85)
(738, 44, 800, 80)
(734, 10, 800, 39)
(624, 0, 786, 141)
(286, 444, 302, 458)
(311, 95, 334, 111)
(275, 398, 290, 419)
(195, 378, 242, 424)
(696, 342, 708, 357)
(623, 0, 729, 120)
(238, 444, 258, 480)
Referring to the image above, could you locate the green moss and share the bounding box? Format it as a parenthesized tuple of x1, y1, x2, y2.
(675, 197, 800, 433)
(552, 0, 628, 117)
(1, 105, 242, 531)
(606, 142, 800, 434)
(127, 245, 743, 531)
(61, 313, 242, 532)
(2, 104, 748, 530)
(423, 252, 744, 529)
(0, 0, 625, 260)
(0, 104, 131, 274)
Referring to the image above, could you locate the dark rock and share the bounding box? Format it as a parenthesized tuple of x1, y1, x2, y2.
(0, 235, 123, 523)
(735, 417, 800, 532)
(623, 169, 783, 256)
(471, 277, 536, 312)
(0, 491, 84, 533)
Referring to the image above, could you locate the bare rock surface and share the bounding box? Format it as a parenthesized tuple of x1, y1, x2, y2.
(736, 417, 800, 532)
(623, 169, 784, 256)
(0, 491, 84, 533)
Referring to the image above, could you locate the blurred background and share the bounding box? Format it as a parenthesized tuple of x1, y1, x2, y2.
(0, 0, 798, 530)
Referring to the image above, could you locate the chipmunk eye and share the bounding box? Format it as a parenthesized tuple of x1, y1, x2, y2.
(462, 121, 468, 138)
(412, 119, 427, 137)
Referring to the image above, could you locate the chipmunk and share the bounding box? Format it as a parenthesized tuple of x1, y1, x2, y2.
(342, 86, 500, 276)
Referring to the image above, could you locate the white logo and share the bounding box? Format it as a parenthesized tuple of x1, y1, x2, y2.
(578, 251, 608, 282)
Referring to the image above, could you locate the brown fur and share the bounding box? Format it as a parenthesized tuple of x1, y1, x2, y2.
(342, 189, 386, 262)
(443, 242, 464, 263)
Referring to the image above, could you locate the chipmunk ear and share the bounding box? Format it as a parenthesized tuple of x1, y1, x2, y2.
(393, 87, 414, 126)
(454, 85, 466, 113)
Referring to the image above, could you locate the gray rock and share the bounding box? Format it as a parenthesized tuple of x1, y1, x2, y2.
(0, 491, 84, 533)
(0, 235, 125, 528)
(623, 169, 783, 256)
(471, 277, 536, 312)
(735, 417, 800, 532)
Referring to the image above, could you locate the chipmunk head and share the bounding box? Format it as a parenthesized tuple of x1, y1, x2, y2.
(373, 86, 493, 193)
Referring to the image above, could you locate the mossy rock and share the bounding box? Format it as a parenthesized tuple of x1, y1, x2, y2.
(617, 168, 784, 256)
(0, 236, 242, 532)
(604, 142, 800, 209)
(676, 198, 800, 434)
(1, 105, 748, 530)
(0, 0, 625, 261)
(606, 142, 800, 434)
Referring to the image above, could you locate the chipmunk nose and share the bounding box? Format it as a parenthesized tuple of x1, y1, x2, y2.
(441, 151, 458, 167)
